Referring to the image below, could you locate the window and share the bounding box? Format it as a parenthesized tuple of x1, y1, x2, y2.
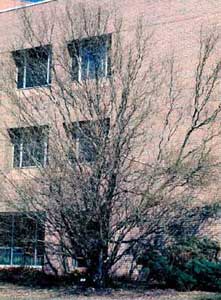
(0, 213, 44, 266)
(66, 118, 110, 163)
(9, 126, 48, 168)
(69, 34, 111, 81)
(72, 257, 87, 268)
(13, 45, 51, 89)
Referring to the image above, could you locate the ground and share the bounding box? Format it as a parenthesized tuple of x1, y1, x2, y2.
(0, 285, 220, 300)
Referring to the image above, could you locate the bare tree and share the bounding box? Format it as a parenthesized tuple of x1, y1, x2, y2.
(0, 1, 221, 286)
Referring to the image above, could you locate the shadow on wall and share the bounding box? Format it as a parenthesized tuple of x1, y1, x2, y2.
(136, 202, 220, 254)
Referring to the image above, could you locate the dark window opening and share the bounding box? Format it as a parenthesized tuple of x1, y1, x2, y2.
(9, 126, 48, 168)
(65, 118, 110, 163)
(72, 257, 87, 268)
(0, 213, 45, 266)
(68, 34, 111, 81)
(13, 45, 52, 89)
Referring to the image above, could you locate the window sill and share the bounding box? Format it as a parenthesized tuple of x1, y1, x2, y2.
(0, 264, 43, 268)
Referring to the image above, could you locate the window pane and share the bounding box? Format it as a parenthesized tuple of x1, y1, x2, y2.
(12, 248, 24, 265)
(79, 137, 97, 162)
(13, 142, 20, 168)
(11, 130, 21, 168)
(14, 52, 25, 89)
(22, 141, 35, 167)
(14, 215, 35, 248)
(17, 65, 24, 89)
(77, 257, 86, 268)
(0, 215, 12, 247)
(26, 62, 48, 88)
(72, 257, 86, 268)
(81, 40, 106, 80)
(70, 44, 79, 81)
(72, 119, 110, 163)
(26, 49, 48, 88)
(22, 137, 45, 167)
(0, 215, 12, 265)
(0, 248, 11, 265)
(77, 122, 97, 162)
(24, 252, 35, 266)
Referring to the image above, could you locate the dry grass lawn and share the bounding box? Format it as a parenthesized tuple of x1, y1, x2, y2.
(0, 285, 219, 300)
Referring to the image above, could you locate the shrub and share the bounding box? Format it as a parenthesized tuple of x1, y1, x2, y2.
(0, 267, 88, 287)
(138, 237, 221, 291)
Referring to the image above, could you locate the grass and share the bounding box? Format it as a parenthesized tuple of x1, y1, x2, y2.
(0, 284, 220, 300)
(197, 296, 221, 300)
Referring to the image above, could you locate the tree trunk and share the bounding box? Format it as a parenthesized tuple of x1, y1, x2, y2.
(94, 247, 109, 288)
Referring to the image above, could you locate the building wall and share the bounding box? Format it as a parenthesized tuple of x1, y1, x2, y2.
(0, 0, 221, 273)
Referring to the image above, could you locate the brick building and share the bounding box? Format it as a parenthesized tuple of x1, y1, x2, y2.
(0, 0, 221, 275)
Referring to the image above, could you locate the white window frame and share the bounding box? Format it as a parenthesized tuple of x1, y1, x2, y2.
(17, 47, 51, 89)
(77, 36, 110, 82)
(12, 128, 48, 169)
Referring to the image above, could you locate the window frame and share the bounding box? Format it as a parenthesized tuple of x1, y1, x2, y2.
(0, 213, 44, 267)
(69, 34, 111, 82)
(14, 45, 52, 90)
(9, 126, 49, 169)
(72, 257, 87, 269)
(66, 118, 110, 164)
